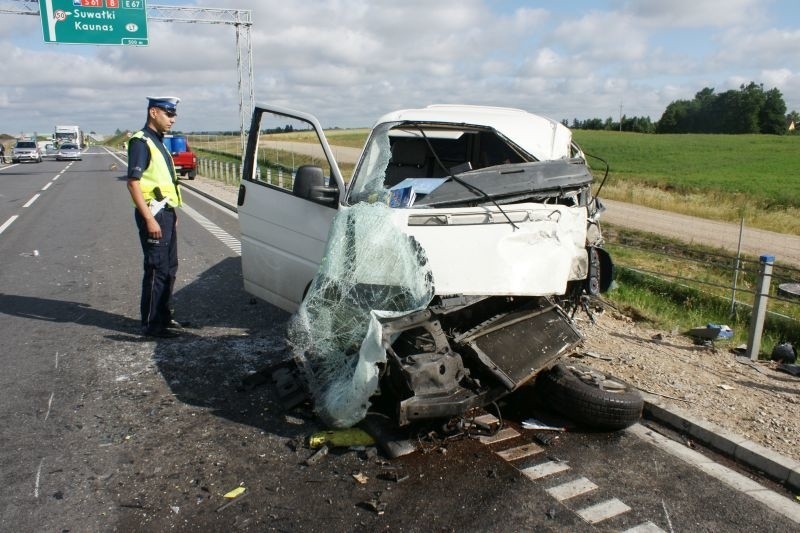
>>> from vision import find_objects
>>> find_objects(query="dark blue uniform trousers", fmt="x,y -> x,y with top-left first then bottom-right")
135,208 -> 177,333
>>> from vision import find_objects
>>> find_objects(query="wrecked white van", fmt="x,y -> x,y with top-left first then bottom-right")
238,104 -> 616,429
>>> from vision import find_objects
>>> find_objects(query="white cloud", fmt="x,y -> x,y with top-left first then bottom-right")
547,11 -> 650,71
619,0 -> 767,28
1,0 -> 798,134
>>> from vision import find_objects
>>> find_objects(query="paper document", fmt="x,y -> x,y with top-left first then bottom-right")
390,177 -> 448,195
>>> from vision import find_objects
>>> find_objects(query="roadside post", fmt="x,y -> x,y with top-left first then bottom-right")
747,254 -> 775,361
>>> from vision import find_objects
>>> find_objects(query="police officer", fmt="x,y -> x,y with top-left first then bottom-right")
127,96 -> 184,338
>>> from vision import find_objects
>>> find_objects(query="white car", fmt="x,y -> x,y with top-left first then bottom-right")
238,104 -> 629,433
11,140 -> 43,163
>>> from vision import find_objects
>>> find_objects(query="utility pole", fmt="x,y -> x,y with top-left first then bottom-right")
619,101 -> 623,132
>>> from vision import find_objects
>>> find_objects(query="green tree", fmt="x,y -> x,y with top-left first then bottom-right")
759,88 -> 787,134
656,81 -> 787,134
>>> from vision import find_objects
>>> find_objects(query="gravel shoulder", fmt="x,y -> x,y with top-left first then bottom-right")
577,307 -> 799,462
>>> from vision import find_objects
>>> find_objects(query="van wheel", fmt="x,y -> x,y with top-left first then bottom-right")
536,362 -> 643,430
188,169 -> 196,180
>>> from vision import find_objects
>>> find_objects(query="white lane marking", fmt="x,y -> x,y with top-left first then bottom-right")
181,204 -> 241,256
0,163 -> 21,171
478,426 -> 520,444
546,476 -> 598,501
55,351 -> 60,370
495,442 -> 544,462
627,423 -> 800,524
576,498 -> 631,524
42,182 -> 52,191
23,194 -> 41,208
34,458 -> 44,498
0,215 -> 19,234
623,521 -> 667,533
520,460 -> 570,480
102,146 -> 128,167
182,186 -> 238,219
53,175 -> 60,180
44,392 -> 54,421
474,413 -> 500,425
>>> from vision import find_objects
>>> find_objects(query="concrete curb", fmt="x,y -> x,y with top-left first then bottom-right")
641,392 -> 800,491
179,177 -> 238,213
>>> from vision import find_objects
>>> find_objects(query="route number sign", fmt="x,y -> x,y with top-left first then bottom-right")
39,0 -> 148,46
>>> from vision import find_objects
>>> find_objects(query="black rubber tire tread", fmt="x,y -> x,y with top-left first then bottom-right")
536,362 -> 643,430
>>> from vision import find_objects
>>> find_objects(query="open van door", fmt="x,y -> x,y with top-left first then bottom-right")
238,105 -> 346,312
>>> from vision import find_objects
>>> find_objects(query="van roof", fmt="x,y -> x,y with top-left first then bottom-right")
372,104 -> 574,161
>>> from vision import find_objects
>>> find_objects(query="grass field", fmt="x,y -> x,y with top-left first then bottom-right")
573,131 -> 800,233
575,131 -> 800,205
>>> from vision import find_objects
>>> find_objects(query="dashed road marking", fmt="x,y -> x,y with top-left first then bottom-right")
473,413 -> 500,425
0,215 -> 19,235
545,476 -> 598,501
576,497 -> 631,524
180,204 -> 241,256
23,193 -> 40,208
478,426 -> 520,444
520,460 -> 570,480
495,442 -> 543,462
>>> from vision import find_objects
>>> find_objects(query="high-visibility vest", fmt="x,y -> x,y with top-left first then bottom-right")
130,131 -> 182,208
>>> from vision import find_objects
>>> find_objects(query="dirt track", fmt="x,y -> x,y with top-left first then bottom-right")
600,199 -> 800,265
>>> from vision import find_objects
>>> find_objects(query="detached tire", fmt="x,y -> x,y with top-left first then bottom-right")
537,363 -> 643,431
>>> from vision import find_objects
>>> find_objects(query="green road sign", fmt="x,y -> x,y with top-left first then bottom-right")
39,0 -> 148,46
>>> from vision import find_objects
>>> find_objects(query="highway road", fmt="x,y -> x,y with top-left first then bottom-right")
0,150 -> 797,531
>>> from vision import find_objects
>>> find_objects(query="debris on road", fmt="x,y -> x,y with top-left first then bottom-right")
304,445 -> 329,466
771,342 -> 796,364
688,323 -> 732,341
223,486 -> 246,499
522,418 -> 566,431
360,493 -> 387,515
308,428 -> 375,449
377,468 -> 409,483
576,350 -> 613,361
216,492 -> 250,513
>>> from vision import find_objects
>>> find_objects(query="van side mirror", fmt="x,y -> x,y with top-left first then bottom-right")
293,165 -> 338,206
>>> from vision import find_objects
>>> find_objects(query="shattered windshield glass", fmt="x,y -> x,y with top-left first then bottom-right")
288,202 -> 435,428
348,122 -> 394,205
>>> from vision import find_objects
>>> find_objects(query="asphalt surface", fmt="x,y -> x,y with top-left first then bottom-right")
0,151 -> 798,531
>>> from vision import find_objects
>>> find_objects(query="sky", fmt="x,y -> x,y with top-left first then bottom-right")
1,0 -> 800,136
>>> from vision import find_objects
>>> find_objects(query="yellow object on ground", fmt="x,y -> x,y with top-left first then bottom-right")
223,487 -> 246,499
308,428 -> 375,448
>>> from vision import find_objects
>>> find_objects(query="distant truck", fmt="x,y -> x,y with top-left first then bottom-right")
55,125 -> 83,148
163,134 -> 197,179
